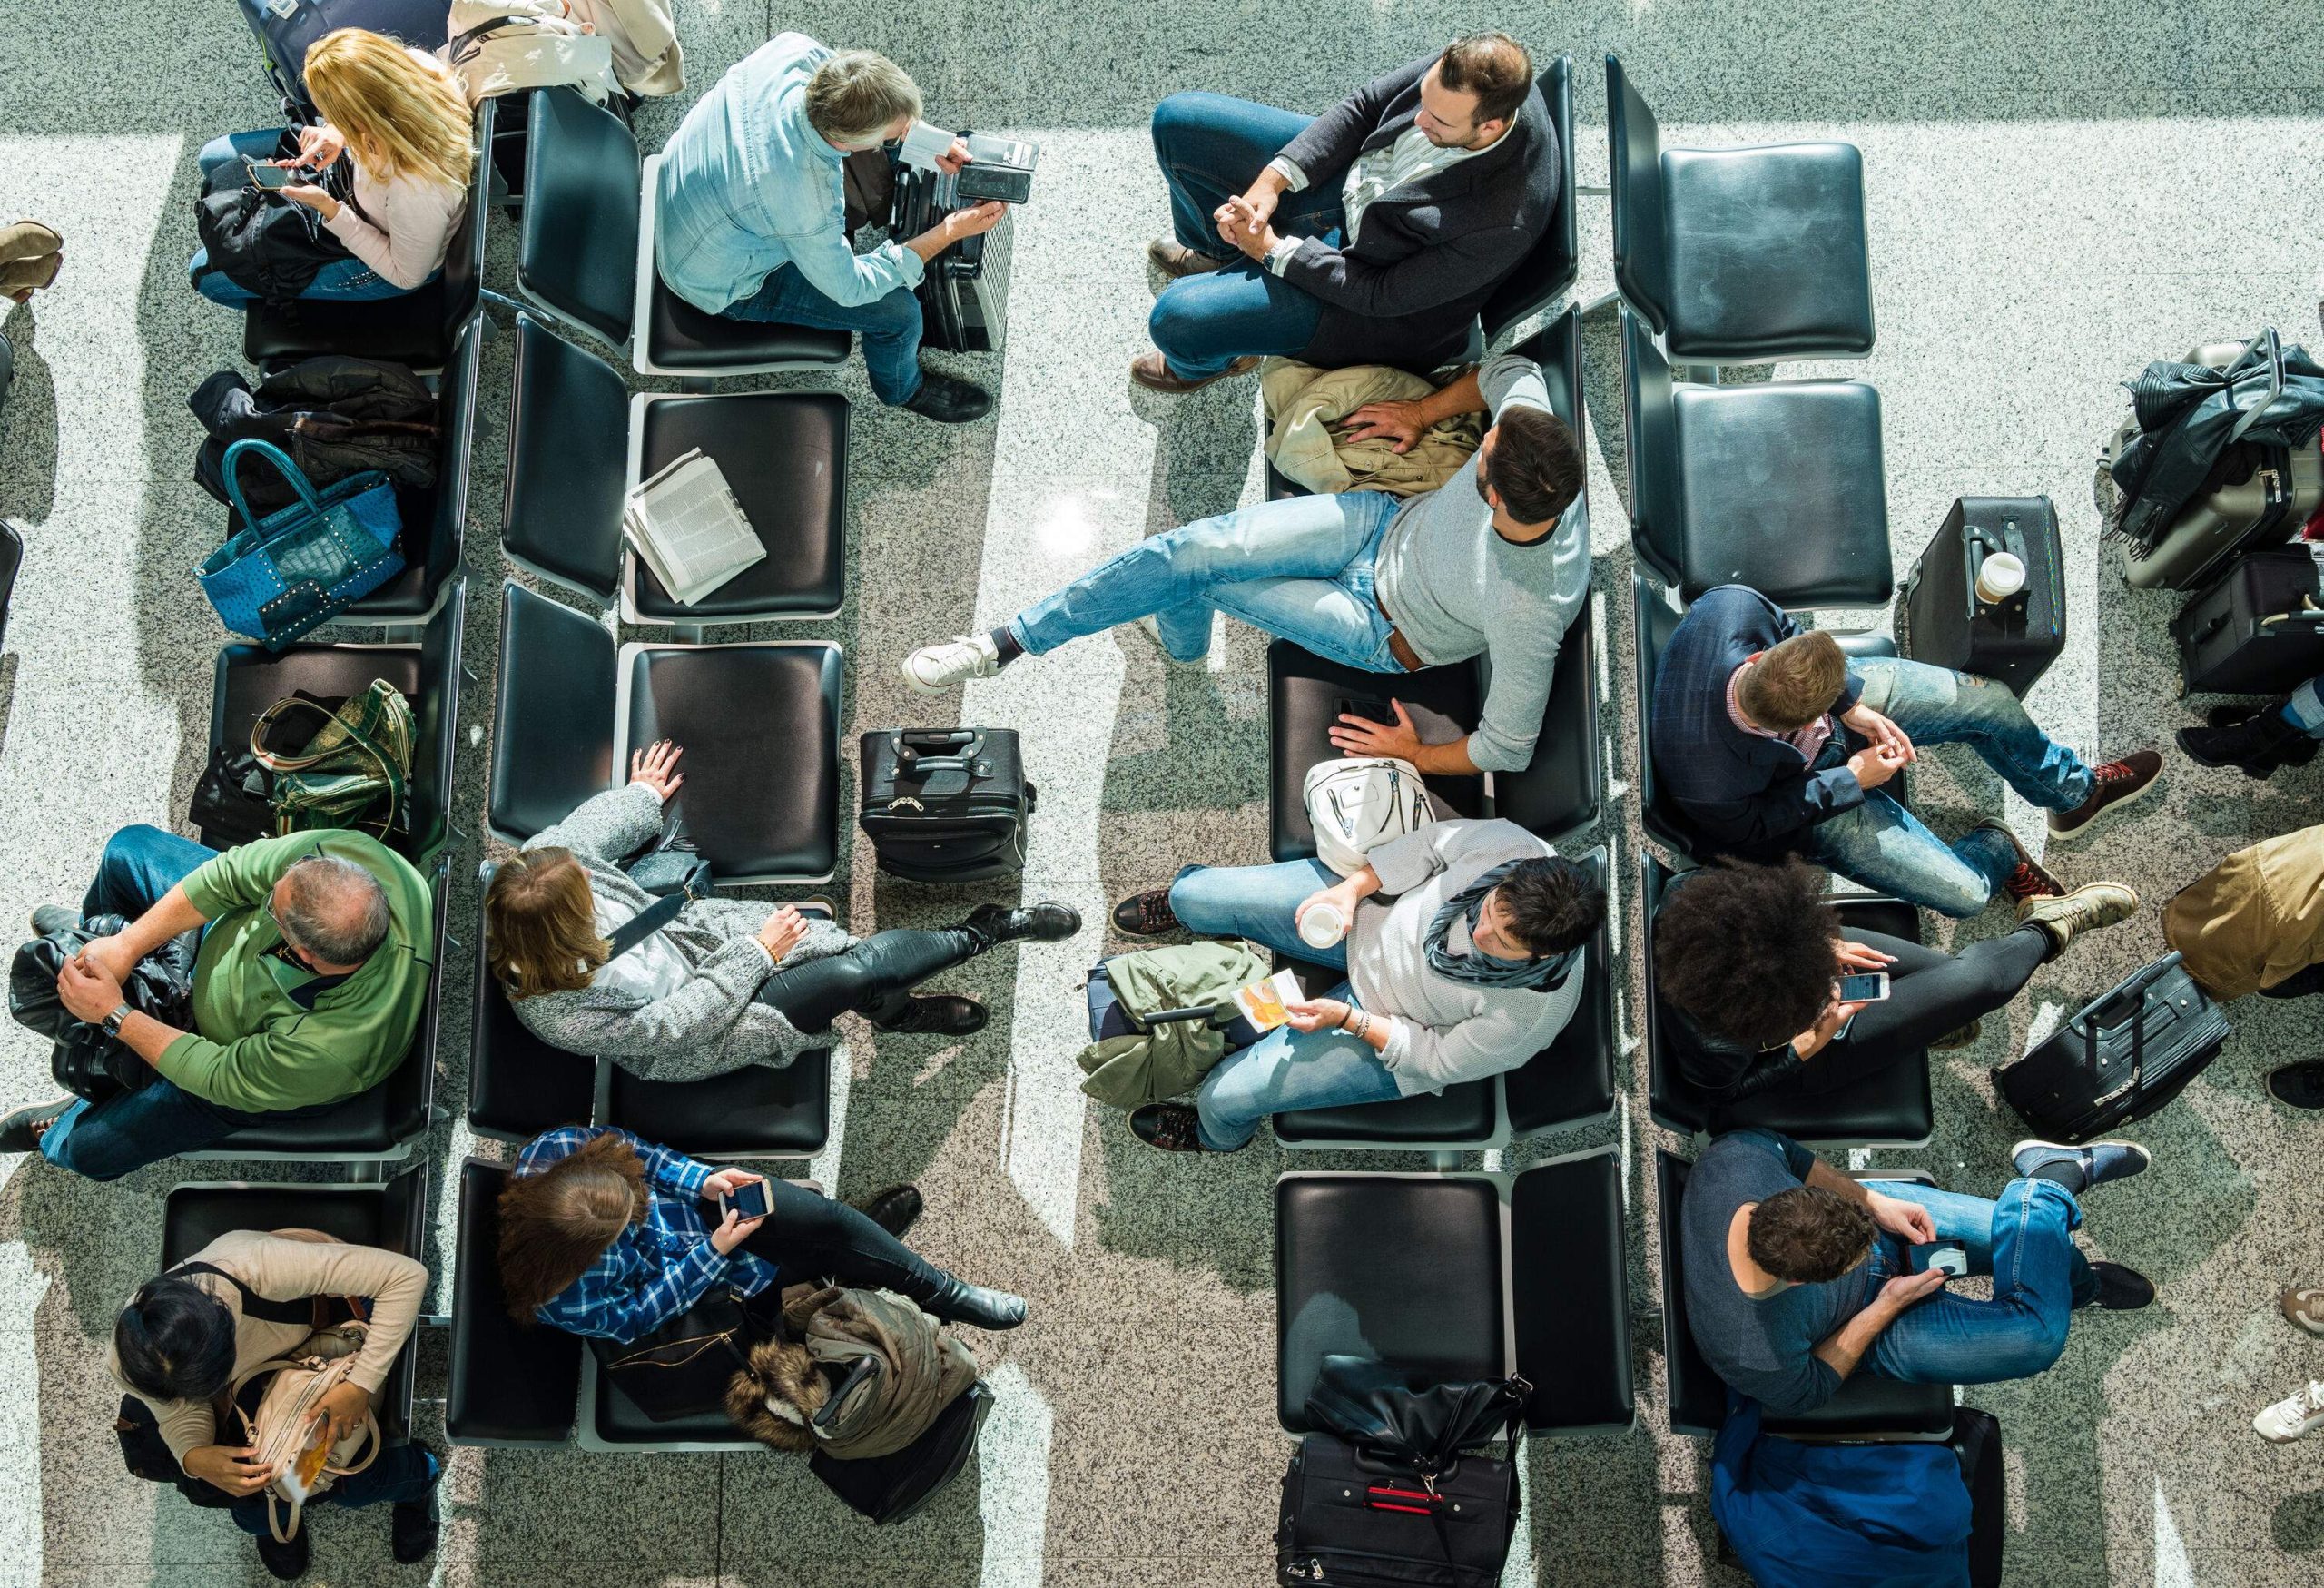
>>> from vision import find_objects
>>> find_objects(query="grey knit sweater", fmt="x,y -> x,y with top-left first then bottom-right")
507,784 -> 854,1082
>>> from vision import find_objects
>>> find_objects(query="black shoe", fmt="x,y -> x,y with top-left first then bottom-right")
962,902 -> 1080,950
921,1273 -> 1028,1331
901,370 -> 993,424
390,1450 -> 442,1563
256,1526 -> 311,1581
0,1095 -> 73,1154
855,1183 -> 923,1239
2179,701 -> 2319,777
2084,1261 -> 2155,1311
1128,1103 -> 1216,1153
2269,1061 -> 2324,1110
1110,889 -> 1180,937
872,994 -> 987,1036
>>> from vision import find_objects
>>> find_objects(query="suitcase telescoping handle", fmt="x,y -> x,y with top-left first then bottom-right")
2082,951 -> 2185,1090
1963,512 -> 2034,623
889,728 -> 984,782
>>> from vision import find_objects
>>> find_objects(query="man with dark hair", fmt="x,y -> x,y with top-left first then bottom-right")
1681,1128 -> 2155,1416
903,348 -> 1588,780
1106,817 -> 1603,1152
1650,583 -> 2163,917
1130,31 -> 1559,391
0,827 -> 432,1179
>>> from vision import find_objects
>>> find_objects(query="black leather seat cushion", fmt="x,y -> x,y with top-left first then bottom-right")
1265,462 -> 1304,502
1275,1175 -> 1504,1431
519,87 -> 639,348
490,582 -> 617,843
1510,1149 -> 1631,1429
504,313 -> 627,601
631,393 -> 849,619
468,866 -> 598,1142
607,1048 -> 832,1157
448,1159 -> 581,1445
1502,851 -> 1615,1136
1660,143 -> 1874,362
621,645 -> 842,881
642,274 -> 852,371
1630,573 -> 1699,862
1477,59 -> 1577,346
1665,378 -> 1891,606
1268,641 -> 1485,862
244,286 -> 451,370
1272,1080 -> 1496,1145
593,1366 -> 742,1444
1761,1374 -> 1956,1440
1489,599 -> 1600,840
163,1174 -> 428,1443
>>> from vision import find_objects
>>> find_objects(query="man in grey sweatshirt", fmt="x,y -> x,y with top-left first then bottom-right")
899,350 -> 1589,779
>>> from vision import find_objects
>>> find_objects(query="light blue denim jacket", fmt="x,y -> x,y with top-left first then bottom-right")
654,32 -> 925,314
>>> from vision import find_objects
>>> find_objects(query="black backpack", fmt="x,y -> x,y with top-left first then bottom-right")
192,134 -> 354,309
811,1378 -> 994,1524
192,356 -> 439,516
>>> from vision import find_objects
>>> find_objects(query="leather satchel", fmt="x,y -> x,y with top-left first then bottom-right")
253,682 -> 414,840
198,438 -> 404,650
231,1323 -> 381,1544
596,1291 -> 759,1422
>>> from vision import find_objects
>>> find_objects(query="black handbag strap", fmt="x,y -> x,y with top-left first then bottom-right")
171,1261 -> 311,1328
606,892 -> 689,962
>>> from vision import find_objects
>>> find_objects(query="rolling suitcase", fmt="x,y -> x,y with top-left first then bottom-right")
236,0 -> 451,113
1898,496 -> 2065,695
2171,542 -> 2324,695
893,166 -> 1015,353
1991,952 -> 2231,1142
857,728 -> 1035,883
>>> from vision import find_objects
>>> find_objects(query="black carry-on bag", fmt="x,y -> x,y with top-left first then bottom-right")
858,729 -> 1036,883
1899,496 -> 2066,695
2171,541 -> 2324,695
1992,952 -> 2231,1142
811,1378 -> 994,1524
893,165 -> 1016,353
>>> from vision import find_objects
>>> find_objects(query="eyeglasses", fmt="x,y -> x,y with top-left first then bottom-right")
264,844 -> 329,972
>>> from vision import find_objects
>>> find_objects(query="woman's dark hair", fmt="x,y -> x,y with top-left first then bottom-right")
1748,1187 -> 1876,1284
496,1130 -> 649,1322
114,1277 -> 239,1403
1493,857 -> 1605,957
1653,859 -> 1841,1048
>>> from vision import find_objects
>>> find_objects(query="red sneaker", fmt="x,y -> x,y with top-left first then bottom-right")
1976,820 -> 2062,902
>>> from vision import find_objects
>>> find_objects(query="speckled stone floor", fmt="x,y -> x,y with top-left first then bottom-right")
4,2 -> 2324,1584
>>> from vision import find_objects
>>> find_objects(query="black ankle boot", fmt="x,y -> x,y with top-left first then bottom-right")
872,994 -> 987,1035
960,902 -> 1080,951
855,1183 -> 923,1238
921,1272 -> 1028,1331
256,1527 -> 311,1581
902,370 -> 992,424
2179,700 -> 2319,777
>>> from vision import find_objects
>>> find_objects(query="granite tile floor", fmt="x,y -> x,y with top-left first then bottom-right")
5,0 -> 2324,1583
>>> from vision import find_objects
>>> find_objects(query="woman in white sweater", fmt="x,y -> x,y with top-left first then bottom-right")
190,28 -> 471,306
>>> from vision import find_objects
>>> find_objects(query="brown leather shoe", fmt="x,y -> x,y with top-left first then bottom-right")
1110,889 -> 1181,937
2049,749 -> 2163,843
2283,1287 -> 2324,1335
1129,351 -> 1261,393
1128,1103 -> 1214,1153
1147,236 -> 1229,279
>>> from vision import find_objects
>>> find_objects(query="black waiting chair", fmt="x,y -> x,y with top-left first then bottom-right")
466,862 -> 602,1144
487,580 -> 842,884
162,1165 -> 430,1444
1657,1150 -> 1953,1440
1606,54 -> 1874,365
1267,641 -> 1486,863
1275,1150 -> 1634,1435
1642,852 -> 1933,1149
517,87 -> 851,379
204,576 -> 468,867
1472,53 -> 1579,349
1622,307 -> 1891,607
501,312 -> 851,622
447,1158 -> 583,1446
243,100 -> 496,372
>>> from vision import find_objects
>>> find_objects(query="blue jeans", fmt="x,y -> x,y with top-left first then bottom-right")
2284,675 -> 2324,735
1011,489 -> 1405,668
1168,859 -> 1402,1150
39,826 -> 291,1181
1147,93 -> 1340,380
188,131 -> 425,308
725,261 -> 919,406
1804,657 -> 2096,918
230,1445 -> 438,1537
1857,1178 -> 2097,1387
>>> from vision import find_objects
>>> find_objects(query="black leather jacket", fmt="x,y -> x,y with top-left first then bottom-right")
2109,338 -> 2324,551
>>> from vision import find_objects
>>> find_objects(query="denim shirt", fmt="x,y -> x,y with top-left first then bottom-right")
654,32 -> 926,314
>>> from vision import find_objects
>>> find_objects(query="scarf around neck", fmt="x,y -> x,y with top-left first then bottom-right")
1423,860 -> 1578,991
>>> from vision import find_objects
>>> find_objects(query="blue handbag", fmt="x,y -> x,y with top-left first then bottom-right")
198,439 -> 405,650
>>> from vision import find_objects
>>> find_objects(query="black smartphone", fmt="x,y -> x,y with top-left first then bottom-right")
245,160 -> 298,190
720,1179 -> 770,1221
1335,695 -> 1397,727
954,163 -> 1033,204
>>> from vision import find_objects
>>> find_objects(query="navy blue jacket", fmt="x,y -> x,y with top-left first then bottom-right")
1650,586 -> 1865,855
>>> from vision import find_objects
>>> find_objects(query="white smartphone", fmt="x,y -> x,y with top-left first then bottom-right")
1921,1242 -> 1968,1277
1837,972 -> 1892,1004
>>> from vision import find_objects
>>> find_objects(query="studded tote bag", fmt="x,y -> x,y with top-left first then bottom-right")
198,438 -> 404,650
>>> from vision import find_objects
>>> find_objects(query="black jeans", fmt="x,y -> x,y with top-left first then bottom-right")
754,927 -> 981,1032
1793,925 -> 2048,1094
736,1176 -> 958,1307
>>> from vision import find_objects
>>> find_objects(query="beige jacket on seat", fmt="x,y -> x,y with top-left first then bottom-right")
1259,359 -> 1485,498
566,0 -> 684,95
2162,822 -> 2324,1001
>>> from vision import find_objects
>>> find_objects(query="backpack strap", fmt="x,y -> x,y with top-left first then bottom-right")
172,1260 -> 312,1328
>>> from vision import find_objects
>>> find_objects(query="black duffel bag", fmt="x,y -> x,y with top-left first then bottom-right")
858,729 -> 1036,884
812,1377 -> 994,1524
1992,951 -> 2231,1143
9,914 -> 200,1101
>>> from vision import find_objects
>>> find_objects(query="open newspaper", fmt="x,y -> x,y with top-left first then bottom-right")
623,449 -> 763,606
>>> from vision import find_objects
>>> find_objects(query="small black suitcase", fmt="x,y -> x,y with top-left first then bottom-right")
1899,497 -> 2066,695
893,166 -> 1015,352
1276,1431 -> 1520,1588
1991,952 -> 2231,1143
858,728 -> 1035,883
2171,542 -> 2324,695
812,1379 -> 993,1524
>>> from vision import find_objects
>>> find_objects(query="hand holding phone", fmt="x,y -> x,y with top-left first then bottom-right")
246,160 -> 296,191
1837,972 -> 1891,1004
720,1179 -> 771,1222
1916,1241 -> 1969,1278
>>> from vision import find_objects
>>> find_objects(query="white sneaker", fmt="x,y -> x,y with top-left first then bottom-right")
2255,1381 -> 2324,1442
901,633 -> 1002,694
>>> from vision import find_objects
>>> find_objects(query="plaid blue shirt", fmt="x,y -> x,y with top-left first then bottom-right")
515,1127 -> 779,1344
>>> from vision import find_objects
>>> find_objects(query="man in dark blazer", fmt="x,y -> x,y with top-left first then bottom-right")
1133,33 -> 1559,392
1649,585 -> 2160,918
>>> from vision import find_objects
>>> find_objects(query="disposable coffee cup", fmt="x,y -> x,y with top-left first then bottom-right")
1974,552 -> 2026,607
1299,901 -> 1349,950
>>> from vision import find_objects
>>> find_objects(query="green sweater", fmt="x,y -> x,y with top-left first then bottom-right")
157,832 -> 433,1113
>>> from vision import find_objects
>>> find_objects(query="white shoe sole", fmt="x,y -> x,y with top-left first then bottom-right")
2257,1415 -> 2324,1443
900,656 -> 970,695
2010,1139 -> 2152,1184
2047,765 -> 2162,844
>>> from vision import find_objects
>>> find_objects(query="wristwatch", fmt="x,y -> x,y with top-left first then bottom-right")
101,1005 -> 132,1040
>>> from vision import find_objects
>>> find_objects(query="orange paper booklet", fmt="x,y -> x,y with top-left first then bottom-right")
1232,970 -> 1305,1032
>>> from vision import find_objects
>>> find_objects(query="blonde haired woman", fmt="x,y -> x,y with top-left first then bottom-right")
190,27 -> 474,305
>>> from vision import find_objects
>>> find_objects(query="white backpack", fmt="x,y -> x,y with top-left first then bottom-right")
1302,757 -> 1433,878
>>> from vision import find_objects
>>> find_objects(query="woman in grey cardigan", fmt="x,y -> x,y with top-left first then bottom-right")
1108,816 -> 1604,1151
487,742 -> 1078,1082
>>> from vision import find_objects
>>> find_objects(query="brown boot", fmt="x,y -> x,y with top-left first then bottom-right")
1146,236 -> 1229,279
1130,351 -> 1261,393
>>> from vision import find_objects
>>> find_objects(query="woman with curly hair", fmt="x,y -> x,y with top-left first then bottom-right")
1652,857 -> 2139,1110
